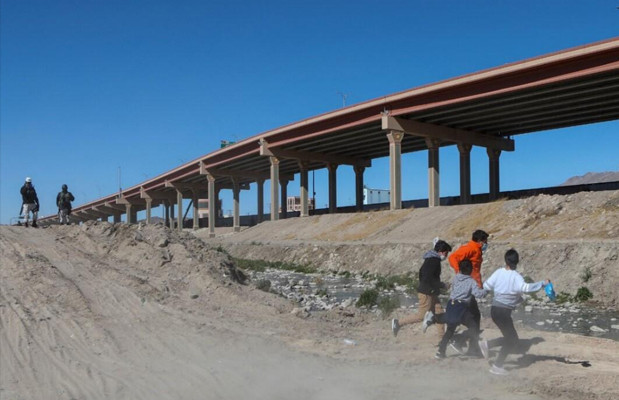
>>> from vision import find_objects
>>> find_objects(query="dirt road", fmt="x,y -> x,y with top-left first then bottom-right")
1,209 -> 618,399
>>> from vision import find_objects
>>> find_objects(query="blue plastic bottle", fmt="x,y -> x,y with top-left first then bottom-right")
545,282 -> 556,301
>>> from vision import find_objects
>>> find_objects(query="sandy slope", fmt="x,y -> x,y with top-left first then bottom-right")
1,216 -> 618,399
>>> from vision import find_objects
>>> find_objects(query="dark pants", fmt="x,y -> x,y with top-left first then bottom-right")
465,297 -> 482,354
470,296 -> 481,329
488,306 -> 519,367
436,302 -> 480,355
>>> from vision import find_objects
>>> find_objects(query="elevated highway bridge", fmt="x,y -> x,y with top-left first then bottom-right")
39,37 -> 619,235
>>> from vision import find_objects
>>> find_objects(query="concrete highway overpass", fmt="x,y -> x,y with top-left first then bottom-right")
39,37 -> 619,235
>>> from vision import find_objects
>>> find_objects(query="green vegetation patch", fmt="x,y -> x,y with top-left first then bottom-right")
355,289 -> 400,317
233,258 -> 317,274
315,288 -> 329,297
377,295 -> 401,316
356,289 -> 379,308
574,286 -> 593,302
555,287 -> 593,304
214,245 -> 230,256
555,291 -> 572,304
338,270 -> 352,278
373,273 -> 418,293
255,279 -> 271,292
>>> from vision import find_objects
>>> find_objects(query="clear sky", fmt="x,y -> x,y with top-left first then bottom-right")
1,0 -> 618,223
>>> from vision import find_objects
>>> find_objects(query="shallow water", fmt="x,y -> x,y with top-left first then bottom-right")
254,269 -> 619,341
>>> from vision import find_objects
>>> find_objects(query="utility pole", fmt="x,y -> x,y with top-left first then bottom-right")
118,166 -> 122,196
337,92 -> 349,108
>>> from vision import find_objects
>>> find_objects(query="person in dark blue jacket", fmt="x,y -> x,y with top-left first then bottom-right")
20,177 -> 40,227
56,184 -> 75,225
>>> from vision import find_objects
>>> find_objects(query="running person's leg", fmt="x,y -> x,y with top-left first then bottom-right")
490,306 -> 518,368
436,324 -> 457,357
399,293 -> 432,326
431,294 -> 445,342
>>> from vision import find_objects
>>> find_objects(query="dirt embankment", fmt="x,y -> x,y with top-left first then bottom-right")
0,191 -> 618,400
204,190 -> 619,308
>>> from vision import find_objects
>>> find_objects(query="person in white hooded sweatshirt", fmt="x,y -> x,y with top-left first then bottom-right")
479,248 -> 550,376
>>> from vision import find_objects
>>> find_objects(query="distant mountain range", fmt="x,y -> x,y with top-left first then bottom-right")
560,171 -> 619,186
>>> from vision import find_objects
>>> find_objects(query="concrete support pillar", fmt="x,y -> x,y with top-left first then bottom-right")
299,161 -> 309,217
457,143 -> 472,205
232,178 -> 241,232
214,187 -> 221,221
164,201 -> 170,227
207,174 -> 216,238
145,199 -> 152,224
426,138 -> 441,207
125,204 -> 133,224
100,216 -> 108,222
192,192 -> 199,230
354,165 -> 365,212
487,148 -> 502,201
256,179 -> 265,223
176,190 -> 183,232
387,130 -> 404,210
270,156 -> 280,221
113,213 -> 121,223
327,163 -> 338,213
279,177 -> 288,219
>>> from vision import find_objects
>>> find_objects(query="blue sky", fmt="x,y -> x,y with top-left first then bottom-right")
1,0 -> 618,223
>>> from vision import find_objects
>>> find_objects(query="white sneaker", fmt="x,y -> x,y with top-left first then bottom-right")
391,319 -> 400,337
489,364 -> 509,376
449,340 -> 465,355
422,311 -> 434,333
478,339 -> 489,360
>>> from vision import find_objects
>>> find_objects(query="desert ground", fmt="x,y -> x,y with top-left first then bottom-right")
1,190 -> 618,399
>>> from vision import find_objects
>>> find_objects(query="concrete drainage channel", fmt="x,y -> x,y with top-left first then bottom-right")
249,268 -> 619,341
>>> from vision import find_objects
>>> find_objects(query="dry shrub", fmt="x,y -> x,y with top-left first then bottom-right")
444,198 -> 507,240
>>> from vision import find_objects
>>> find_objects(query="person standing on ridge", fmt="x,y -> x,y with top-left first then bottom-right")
447,229 -> 489,355
56,184 -> 75,225
20,177 -> 40,227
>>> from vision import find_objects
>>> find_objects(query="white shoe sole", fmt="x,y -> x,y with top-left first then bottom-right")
489,366 -> 509,376
478,340 -> 489,359
449,342 -> 465,355
391,320 -> 400,337
422,311 -> 433,333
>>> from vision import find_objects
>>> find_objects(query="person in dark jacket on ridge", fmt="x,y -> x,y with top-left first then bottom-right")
20,177 -> 40,227
391,239 -> 452,344
56,184 -> 75,225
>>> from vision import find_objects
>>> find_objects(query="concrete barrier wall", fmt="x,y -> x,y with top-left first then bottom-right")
183,181 -> 619,229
